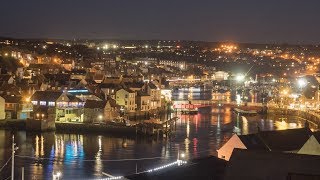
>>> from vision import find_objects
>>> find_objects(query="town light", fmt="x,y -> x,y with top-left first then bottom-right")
103,44 -> 109,50
235,74 -> 245,82
98,115 -> 103,120
297,78 -> 307,88
53,171 -> 62,180
25,97 -> 30,102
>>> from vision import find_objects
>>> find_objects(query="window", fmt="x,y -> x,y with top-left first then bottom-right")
48,102 -> 55,106
125,94 -> 128,98
39,101 -> 46,106
31,101 -> 38,105
125,101 -> 127,105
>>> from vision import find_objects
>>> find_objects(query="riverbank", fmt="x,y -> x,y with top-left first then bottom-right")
0,119 -> 168,137
55,122 -> 138,136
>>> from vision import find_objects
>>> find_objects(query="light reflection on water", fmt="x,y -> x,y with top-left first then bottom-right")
0,107 -> 317,179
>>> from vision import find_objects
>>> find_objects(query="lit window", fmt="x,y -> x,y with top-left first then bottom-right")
39,101 -> 46,106
31,101 -> 38,105
48,102 -> 55,106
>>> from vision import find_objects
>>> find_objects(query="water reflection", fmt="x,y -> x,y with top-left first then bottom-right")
0,106 -> 317,179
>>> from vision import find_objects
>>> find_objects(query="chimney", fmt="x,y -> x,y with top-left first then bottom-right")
305,120 -> 310,129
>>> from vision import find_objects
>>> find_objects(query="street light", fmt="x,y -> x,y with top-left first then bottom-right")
297,78 -> 307,88
235,74 -> 245,82
98,115 -> 103,123
235,74 -> 245,105
57,172 -> 61,178
53,171 -> 62,180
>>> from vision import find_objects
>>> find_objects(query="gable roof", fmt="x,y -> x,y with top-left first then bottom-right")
257,128 -> 312,152
224,149 -> 320,180
66,95 -> 83,102
31,91 -> 63,102
0,74 -> 13,82
148,82 -> 158,89
238,134 -> 269,151
2,95 -> 22,104
313,131 -> 320,142
99,83 -> 122,89
84,100 -> 106,109
137,90 -> 150,97
124,82 -> 145,89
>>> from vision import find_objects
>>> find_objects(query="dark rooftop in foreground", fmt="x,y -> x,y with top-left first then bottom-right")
224,149 -> 320,180
126,156 -> 227,180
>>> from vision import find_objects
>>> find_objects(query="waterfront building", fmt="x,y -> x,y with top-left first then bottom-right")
116,88 -> 136,113
31,91 -> 84,122
212,89 -> 231,102
144,82 -> 161,109
211,71 -> 229,81
83,99 -> 119,123
3,95 -> 22,119
67,89 -> 102,101
27,106 -> 56,131
136,91 -> 151,112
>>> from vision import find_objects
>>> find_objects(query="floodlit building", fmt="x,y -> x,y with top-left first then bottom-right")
31,91 -> 84,122
83,99 -> 119,123
116,88 -> 136,113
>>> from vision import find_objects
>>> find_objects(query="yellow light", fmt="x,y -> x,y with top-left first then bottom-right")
25,97 -> 30,102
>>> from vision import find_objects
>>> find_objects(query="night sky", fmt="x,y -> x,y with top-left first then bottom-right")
1,0 -> 320,44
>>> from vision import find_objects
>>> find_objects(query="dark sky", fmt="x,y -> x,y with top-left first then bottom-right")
1,0 -> 320,44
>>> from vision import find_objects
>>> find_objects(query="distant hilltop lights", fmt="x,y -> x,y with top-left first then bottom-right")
213,44 -> 238,53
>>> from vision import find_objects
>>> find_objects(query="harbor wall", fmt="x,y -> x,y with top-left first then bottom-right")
268,107 -> 320,126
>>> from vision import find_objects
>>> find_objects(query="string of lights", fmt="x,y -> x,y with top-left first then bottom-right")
99,160 -> 188,180
0,156 -> 12,173
15,148 -> 208,179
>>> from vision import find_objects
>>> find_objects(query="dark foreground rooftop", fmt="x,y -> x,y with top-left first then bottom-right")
126,156 -> 227,180
224,149 -> 320,180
